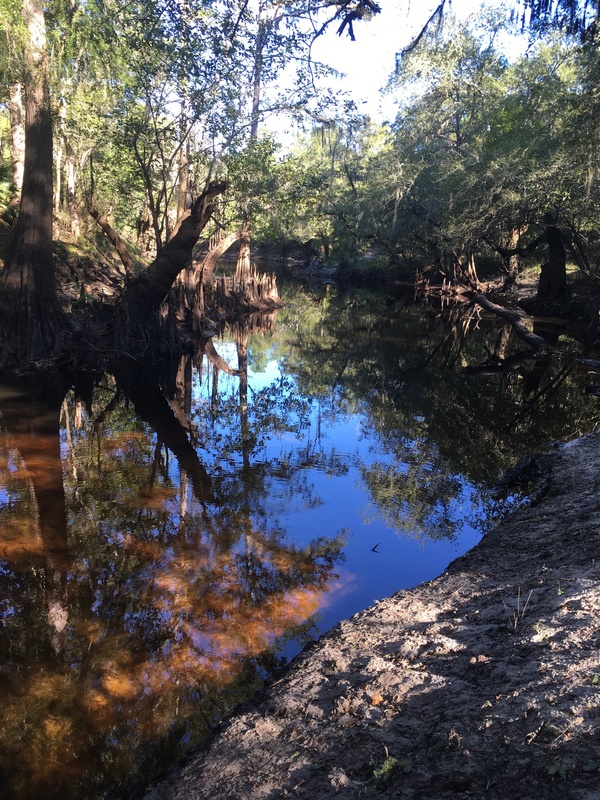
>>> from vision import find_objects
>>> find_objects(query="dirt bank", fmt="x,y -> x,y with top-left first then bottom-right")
144,432 -> 600,800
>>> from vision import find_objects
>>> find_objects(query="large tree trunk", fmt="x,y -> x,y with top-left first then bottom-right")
235,222 -> 252,285
537,223 -> 567,303
0,0 -> 67,364
124,180 -> 227,322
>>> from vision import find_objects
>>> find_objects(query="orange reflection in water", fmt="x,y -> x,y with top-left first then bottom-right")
0,517 -> 45,559
0,418 -> 343,799
1,433 -> 64,493
0,435 -> 55,560
92,529 -> 327,709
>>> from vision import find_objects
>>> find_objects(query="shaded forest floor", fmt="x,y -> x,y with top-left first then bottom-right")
144,432 -> 600,800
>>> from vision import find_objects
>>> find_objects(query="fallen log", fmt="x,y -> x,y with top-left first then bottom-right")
472,292 -> 551,351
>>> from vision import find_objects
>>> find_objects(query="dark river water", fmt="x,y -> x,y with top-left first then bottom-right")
1,283 -> 599,799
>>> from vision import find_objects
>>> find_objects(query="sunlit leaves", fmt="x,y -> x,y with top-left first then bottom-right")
320,10 -> 600,277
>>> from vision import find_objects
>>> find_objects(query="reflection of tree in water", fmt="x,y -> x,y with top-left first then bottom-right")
1,291 -> 599,797
0,350 -> 344,800
360,457 -> 463,542
277,286 -> 600,540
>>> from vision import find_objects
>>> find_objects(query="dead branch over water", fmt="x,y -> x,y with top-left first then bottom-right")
471,292 -> 552,352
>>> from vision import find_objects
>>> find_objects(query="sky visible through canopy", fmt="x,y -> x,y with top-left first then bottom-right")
309,0 -> 527,122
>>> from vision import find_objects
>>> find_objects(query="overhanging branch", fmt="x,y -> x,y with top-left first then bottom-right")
472,292 -> 551,351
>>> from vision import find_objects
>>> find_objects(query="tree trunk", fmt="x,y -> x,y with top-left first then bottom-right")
134,130 -> 164,255
448,249 -> 479,288
136,204 -> 153,255
54,136 -> 63,215
8,83 -> 25,201
200,229 -> 243,282
66,148 -> 81,239
0,0 -> 67,364
537,224 -> 567,303
176,101 -> 189,224
236,326 -> 251,473
203,339 -> 240,375
123,370 -> 214,505
235,222 -> 252,285
0,83 -> 25,225
502,227 -> 522,290
88,201 -> 133,278
472,292 -> 551,351
124,180 -> 227,321
174,228 -> 243,325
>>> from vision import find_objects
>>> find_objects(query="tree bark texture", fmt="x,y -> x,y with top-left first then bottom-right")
537,224 -> 567,303
0,0 -> 67,363
235,222 -> 252,284
124,181 -> 227,322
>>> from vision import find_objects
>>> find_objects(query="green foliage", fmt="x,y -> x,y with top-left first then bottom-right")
372,755 -> 401,785
251,117 -> 388,259
0,157 -> 11,209
1,0 -> 354,260
281,10 -> 600,283
222,137 -> 282,233
4,0 -> 600,287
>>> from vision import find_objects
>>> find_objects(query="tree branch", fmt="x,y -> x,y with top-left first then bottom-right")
124,180 -> 228,320
398,1 -> 447,60
472,292 -> 551,351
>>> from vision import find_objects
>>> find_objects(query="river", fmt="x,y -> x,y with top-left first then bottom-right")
0,281 -> 598,799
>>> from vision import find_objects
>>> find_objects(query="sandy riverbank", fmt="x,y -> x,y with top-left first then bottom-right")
144,432 -> 600,800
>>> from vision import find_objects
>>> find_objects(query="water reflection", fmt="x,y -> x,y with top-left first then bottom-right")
0,366 -> 344,799
1,287 -> 599,799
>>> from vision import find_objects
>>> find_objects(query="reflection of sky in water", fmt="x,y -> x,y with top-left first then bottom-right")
3,304 -> 597,800
200,339 -> 482,652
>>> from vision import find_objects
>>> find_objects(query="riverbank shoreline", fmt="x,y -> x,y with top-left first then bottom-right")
144,431 -> 600,800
